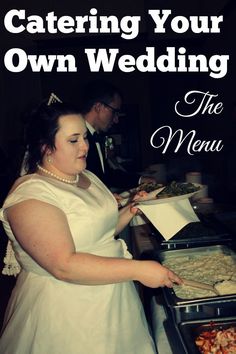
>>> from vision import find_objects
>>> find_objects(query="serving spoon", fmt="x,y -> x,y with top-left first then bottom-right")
181,278 -> 220,296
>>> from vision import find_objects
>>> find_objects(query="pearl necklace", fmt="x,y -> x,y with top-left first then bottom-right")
37,164 -> 79,184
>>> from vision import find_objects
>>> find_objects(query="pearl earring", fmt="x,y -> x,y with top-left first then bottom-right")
47,156 -> 52,164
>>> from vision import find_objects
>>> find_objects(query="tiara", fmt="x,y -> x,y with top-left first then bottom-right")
47,92 -> 63,105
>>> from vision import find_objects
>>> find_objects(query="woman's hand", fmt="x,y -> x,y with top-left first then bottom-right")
132,190 -> 148,201
135,260 -> 182,289
129,190 -> 148,215
115,191 -> 147,232
129,203 -> 141,215
113,191 -> 147,209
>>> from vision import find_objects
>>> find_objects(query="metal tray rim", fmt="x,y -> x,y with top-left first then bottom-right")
178,317 -> 236,354
157,244 -> 235,261
157,244 -> 236,306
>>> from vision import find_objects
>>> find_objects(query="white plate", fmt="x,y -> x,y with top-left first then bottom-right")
119,187 -> 165,206
138,184 -> 202,205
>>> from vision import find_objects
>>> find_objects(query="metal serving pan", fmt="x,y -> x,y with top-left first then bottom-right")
155,245 -> 236,323
150,219 -> 232,250
178,317 -> 236,354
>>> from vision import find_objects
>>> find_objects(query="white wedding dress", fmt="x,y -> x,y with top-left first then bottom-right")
0,170 -> 156,354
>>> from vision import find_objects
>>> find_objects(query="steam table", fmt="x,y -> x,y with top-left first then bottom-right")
129,204 -> 236,354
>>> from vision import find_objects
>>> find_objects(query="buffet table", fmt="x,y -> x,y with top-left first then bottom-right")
129,205 -> 236,354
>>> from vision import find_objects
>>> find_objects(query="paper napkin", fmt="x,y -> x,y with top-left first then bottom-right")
138,198 -> 199,240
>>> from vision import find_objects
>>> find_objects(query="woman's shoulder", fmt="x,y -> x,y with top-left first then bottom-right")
9,174 -> 56,193
3,174 -> 60,209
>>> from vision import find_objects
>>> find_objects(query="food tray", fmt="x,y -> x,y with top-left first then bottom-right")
178,317 -> 236,354
155,245 -> 236,323
150,219 -> 232,250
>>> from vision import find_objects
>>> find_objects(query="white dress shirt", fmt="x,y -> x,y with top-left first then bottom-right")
85,121 -> 105,173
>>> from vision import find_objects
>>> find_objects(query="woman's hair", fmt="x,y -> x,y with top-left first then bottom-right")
24,101 -> 81,173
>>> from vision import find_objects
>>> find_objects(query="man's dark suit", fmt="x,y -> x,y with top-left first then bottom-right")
86,130 -> 139,190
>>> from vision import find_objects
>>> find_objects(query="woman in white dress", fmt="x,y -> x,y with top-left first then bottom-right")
0,100 -> 181,354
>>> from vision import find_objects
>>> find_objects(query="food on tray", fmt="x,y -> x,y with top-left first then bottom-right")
118,180 -> 201,207
195,326 -> 236,354
157,181 -> 200,198
135,182 -> 163,193
135,180 -> 200,198
163,253 -> 236,299
214,280 -> 236,295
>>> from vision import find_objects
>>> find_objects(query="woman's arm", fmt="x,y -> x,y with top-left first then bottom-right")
114,203 -> 136,235
114,191 -> 147,235
6,200 -> 181,287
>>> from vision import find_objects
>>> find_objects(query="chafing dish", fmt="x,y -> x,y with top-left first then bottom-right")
150,218 -> 232,250
178,317 -> 236,354
155,245 -> 236,323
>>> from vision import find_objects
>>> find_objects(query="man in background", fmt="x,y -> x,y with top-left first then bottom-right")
80,80 -> 154,191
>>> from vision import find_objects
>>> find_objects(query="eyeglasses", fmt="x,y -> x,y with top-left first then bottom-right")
101,102 -> 124,117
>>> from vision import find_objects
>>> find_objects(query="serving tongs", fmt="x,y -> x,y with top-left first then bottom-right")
181,278 -> 220,296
